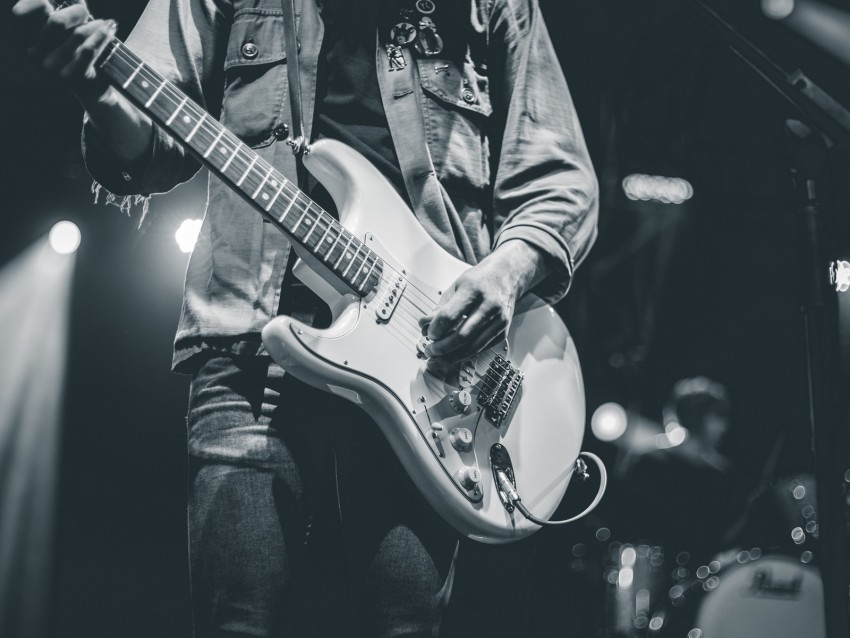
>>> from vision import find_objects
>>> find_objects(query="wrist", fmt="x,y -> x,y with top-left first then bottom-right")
489,240 -> 549,296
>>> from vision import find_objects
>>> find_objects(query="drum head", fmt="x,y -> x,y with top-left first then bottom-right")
694,555 -> 824,638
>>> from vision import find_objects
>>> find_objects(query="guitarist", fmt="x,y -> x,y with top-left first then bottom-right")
12,0 -> 598,636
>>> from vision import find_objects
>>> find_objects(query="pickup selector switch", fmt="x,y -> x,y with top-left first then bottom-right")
449,427 -> 473,452
458,466 -> 481,490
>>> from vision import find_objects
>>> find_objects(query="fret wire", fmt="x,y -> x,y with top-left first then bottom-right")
316,220 -> 334,253
302,211 -> 324,245
361,259 -> 379,289
323,226 -> 344,262
221,142 -> 242,172
290,208 -> 310,234
342,244 -> 363,278
252,165 -> 274,199
165,97 -> 188,126
185,113 -> 207,142
334,234 -> 355,269
278,196 -> 297,223
122,61 -> 143,88
354,249 -> 373,281
101,40 -> 119,65
351,251 -> 371,284
265,178 -> 287,211
104,41 -> 387,294
204,128 -> 226,158
236,156 -> 257,186
145,79 -> 166,108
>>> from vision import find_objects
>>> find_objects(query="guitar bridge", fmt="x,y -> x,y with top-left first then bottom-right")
477,355 -> 523,427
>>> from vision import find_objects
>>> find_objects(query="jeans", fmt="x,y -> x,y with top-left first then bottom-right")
186,355 -> 458,638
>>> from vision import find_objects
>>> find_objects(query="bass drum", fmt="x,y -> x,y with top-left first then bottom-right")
656,554 -> 825,638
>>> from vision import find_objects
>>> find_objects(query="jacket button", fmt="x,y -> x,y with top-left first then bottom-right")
461,88 -> 478,105
273,123 -> 289,140
242,42 -> 259,59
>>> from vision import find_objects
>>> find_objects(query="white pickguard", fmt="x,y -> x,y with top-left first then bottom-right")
262,139 -> 584,543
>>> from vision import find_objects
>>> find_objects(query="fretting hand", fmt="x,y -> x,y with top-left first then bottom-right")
13,0 -> 116,105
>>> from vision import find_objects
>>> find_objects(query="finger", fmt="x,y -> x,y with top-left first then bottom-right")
425,302 -> 496,358
30,3 -> 90,60
54,19 -> 115,81
427,321 -> 506,370
12,0 -> 53,43
425,288 -> 481,342
41,18 -> 102,72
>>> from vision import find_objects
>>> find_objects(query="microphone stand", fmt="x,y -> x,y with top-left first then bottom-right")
681,2 -> 850,637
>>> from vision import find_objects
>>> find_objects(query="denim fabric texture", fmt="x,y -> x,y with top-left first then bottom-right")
81,0 -> 599,371
187,355 -> 458,637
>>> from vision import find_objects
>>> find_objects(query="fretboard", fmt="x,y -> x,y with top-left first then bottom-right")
96,39 -> 383,297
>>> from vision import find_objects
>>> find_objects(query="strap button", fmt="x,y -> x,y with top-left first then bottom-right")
461,88 -> 478,105
241,42 -> 259,59
273,123 -> 289,140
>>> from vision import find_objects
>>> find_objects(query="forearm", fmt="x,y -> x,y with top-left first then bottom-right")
82,86 -> 153,167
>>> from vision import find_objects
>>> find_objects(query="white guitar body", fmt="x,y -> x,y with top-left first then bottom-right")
262,139 -> 584,544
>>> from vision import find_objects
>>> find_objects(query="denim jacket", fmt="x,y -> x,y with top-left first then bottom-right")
82,0 -> 599,371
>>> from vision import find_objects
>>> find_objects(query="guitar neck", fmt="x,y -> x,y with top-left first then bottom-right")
96,38 -> 381,297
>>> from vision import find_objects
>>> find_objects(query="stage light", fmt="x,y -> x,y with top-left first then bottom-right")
762,0 -> 795,20
175,219 -> 203,254
591,402 -> 628,442
622,174 -> 693,204
48,221 -> 81,255
0,240 -> 74,636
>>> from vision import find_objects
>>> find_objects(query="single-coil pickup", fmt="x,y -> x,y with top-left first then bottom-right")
375,273 -> 407,322
477,355 -> 523,426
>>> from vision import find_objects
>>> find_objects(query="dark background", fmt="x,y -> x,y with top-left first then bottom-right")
1,0 -> 849,636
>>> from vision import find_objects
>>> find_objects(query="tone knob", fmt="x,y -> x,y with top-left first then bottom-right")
458,466 -> 481,490
448,389 -> 472,414
449,427 -> 473,452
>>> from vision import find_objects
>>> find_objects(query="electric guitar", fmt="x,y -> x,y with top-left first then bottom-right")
92,28 -> 585,543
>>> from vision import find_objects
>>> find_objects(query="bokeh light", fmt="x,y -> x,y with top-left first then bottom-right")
175,219 -> 203,254
591,402 -> 628,441
48,221 -> 81,255
762,0 -> 795,20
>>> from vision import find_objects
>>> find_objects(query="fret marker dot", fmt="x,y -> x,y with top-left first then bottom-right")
346,252 -> 353,259
326,237 -> 333,242
305,219 -> 312,225
141,81 -> 150,88
261,193 -> 269,201
183,116 -> 191,123
220,147 -> 228,154
270,180 -> 278,187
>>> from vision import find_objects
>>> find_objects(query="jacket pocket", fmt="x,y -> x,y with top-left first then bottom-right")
220,9 -> 291,148
417,57 -> 493,191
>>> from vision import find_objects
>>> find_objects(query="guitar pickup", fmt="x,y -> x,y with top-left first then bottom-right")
375,273 -> 406,322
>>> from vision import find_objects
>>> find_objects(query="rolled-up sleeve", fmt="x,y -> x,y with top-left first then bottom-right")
489,0 -> 599,303
82,0 -> 230,196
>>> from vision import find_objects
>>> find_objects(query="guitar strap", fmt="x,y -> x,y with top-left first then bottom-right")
279,0 -> 463,259
280,0 -> 307,154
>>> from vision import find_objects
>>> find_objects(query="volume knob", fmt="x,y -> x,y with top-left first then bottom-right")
458,466 -> 481,490
449,427 -> 473,452
449,389 -> 472,414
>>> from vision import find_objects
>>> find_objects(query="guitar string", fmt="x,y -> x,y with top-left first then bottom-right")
101,44 -> 512,376
57,8 -> 492,357
102,40 -> 513,372
102,41 -> 513,373
101,42 -> 446,322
